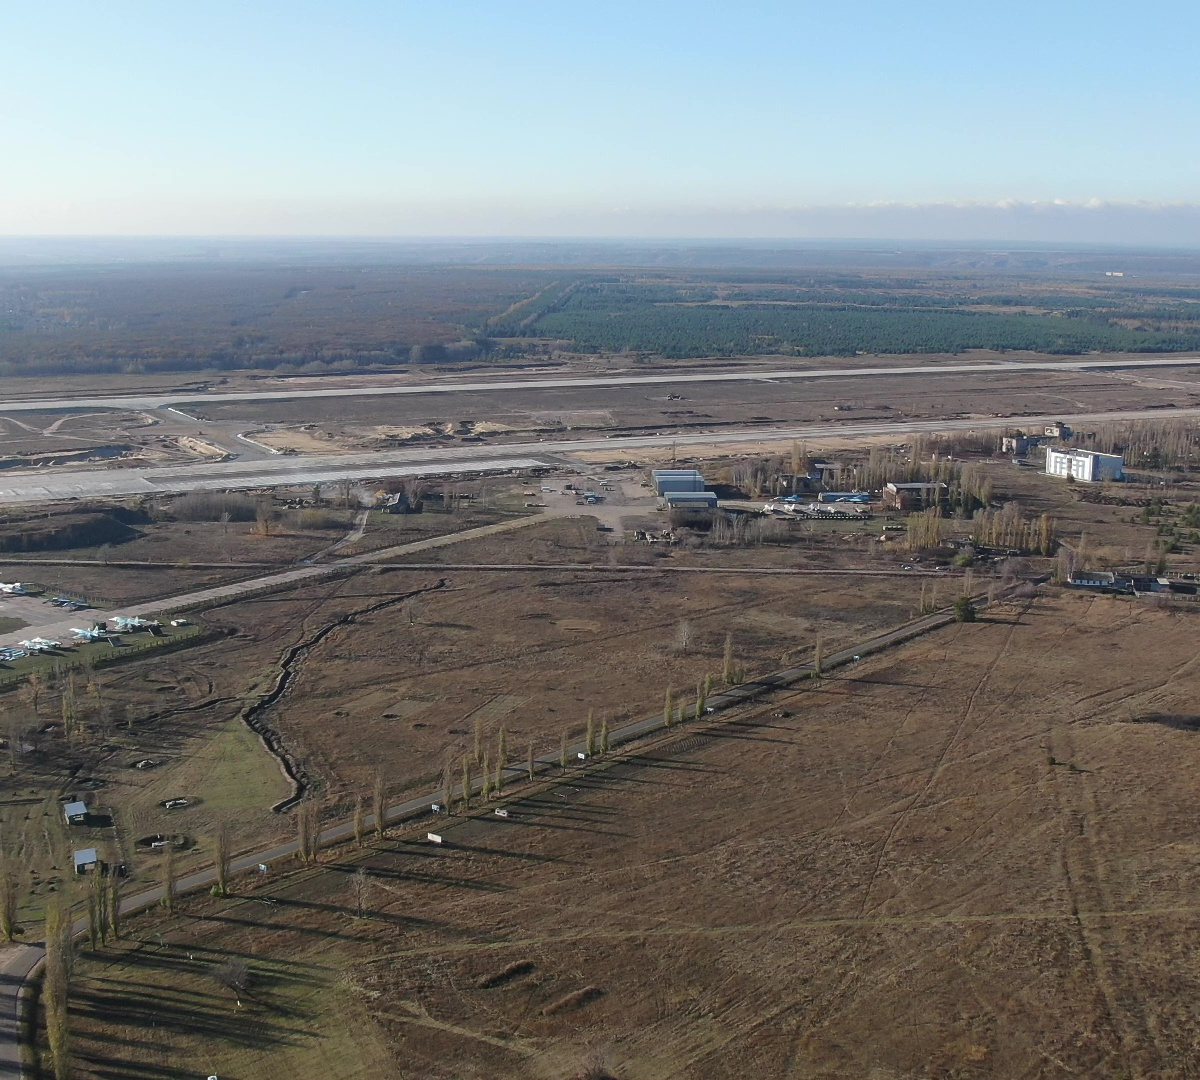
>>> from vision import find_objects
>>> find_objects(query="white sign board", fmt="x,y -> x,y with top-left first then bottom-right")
494,809 -> 509,818
427,832 -> 443,844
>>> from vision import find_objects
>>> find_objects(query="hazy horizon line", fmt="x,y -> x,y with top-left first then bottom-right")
2,234 -> 1200,251
8,199 -> 1200,248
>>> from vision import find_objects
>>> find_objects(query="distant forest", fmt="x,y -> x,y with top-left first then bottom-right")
0,266 -> 554,377
3,260 -> 1200,376
489,276 -> 1200,358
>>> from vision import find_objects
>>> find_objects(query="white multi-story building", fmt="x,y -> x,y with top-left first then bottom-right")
1045,447 -> 1124,483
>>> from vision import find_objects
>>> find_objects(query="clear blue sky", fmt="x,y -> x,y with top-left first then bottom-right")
5,1 -> 1200,239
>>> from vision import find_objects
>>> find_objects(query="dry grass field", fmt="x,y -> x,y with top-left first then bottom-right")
0,503 -> 509,604
186,366 -> 1200,452
253,557 -> 927,804
0,456 -> 1192,926
0,514 -> 931,925
51,589 -> 1200,1080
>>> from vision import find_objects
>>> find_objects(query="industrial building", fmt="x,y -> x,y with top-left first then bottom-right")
1067,570 -> 1117,588
651,469 -> 707,495
663,491 -> 718,511
882,482 -> 948,512
1068,570 -> 1196,596
664,489 -> 718,526
1001,435 -> 1038,456
1045,447 -> 1124,483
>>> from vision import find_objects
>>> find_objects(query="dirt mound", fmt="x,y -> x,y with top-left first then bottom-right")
476,960 -> 535,989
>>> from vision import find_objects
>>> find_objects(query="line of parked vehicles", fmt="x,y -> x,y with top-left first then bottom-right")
0,610 -> 180,664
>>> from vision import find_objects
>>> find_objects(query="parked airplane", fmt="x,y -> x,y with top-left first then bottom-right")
0,583 -> 27,595
112,616 -> 159,631
71,627 -> 106,641
18,638 -> 63,652
0,648 -> 27,662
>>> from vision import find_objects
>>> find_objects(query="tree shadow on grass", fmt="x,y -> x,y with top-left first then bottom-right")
704,729 -> 795,746
608,757 -> 712,773
67,962 -> 317,1080
182,910 -> 359,942
90,946 -> 329,988
71,982 -> 311,1047
509,798 -> 619,821
1129,713 -> 1200,731
452,834 -> 611,856
315,862 -> 512,894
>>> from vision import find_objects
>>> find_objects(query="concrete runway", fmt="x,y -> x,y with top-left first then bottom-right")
0,355 -> 1198,413
0,454 -> 558,504
0,403 -> 1199,506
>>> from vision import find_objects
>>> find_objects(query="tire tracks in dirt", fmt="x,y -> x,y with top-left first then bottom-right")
855,612 -> 1024,921
1049,722 -> 1165,1080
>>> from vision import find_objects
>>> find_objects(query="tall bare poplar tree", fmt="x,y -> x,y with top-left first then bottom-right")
0,848 -> 17,942
107,871 -> 121,941
44,898 -> 71,1080
162,844 -> 176,913
297,805 -> 310,865
373,769 -> 386,838
214,822 -> 232,897
303,802 -> 320,864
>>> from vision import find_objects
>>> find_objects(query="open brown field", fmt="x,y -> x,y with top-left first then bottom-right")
0,512 -> 932,925
0,354 -> 1191,487
186,367 -> 1200,454
251,554 -> 928,805
0,455 -> 1190,927
0,502 -> 512,604
0,350 -> 1092,406
50,588 -> 1200,1080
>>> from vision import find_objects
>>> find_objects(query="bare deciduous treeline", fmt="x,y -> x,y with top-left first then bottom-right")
1084,419 -> 1200,470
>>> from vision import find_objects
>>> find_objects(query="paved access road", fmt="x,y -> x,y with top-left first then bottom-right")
0,514 -> 548,652
0,452 -> 558,505
1,402 -> 1199,506
0,356 -> 1197,414
0,944 -> 38,1078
